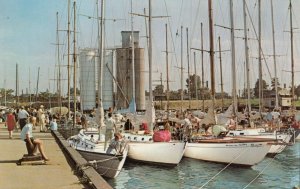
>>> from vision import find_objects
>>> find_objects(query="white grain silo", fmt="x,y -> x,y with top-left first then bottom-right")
79,48 -> 97,111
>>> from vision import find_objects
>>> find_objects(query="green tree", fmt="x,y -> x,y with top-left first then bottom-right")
294,85 -> 300,99
153,84 -> 164,96
187,74 -> 201,99
271,77 -> 281,91
70,87 -> 80,95
254,79 -> 268,98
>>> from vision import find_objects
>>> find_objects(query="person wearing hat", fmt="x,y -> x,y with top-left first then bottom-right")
17,106 -> 29,130
106,133 -> 125,155
37,105 -> 46,132
6,109 -> 16,139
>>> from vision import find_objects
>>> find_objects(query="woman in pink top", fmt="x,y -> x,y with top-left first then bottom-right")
6,110 -> 16,139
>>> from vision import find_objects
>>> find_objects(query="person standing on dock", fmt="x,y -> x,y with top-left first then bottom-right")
18,106 -> 29,130
37,105 -> 46,132
6,109 -> 16,139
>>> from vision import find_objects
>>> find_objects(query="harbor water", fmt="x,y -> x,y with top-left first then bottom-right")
107,142 -> 300,189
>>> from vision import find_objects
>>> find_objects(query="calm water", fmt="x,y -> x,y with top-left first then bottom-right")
107,142 -> 300,189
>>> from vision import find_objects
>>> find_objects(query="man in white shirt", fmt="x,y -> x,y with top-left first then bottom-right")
18,106 -> 29,130
104,113 -> 116,150
20,116 -> 49,161
37,105 -> 46,132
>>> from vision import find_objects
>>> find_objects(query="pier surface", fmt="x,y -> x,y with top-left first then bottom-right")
0,122 -> 111,189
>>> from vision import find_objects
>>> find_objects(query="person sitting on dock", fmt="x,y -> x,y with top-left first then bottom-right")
20,116 -> 49,161
106,133 -> 125,155
49,119 -> 58,131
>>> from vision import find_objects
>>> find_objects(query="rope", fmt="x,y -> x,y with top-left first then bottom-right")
243,128 -> 294,188
242,146 -> 282,189
200,147 -> 249,188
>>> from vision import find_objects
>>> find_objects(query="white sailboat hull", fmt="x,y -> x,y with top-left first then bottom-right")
68,129 -> 128,178
227,129 -> 293,155
184,139 -> 271,166
128,141 -> 186,165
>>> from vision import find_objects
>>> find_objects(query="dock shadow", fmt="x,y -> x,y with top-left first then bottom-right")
0,159 -> 19,164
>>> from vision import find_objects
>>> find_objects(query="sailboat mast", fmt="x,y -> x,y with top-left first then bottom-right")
243,0 -> 251,113
270,0 -> 279,109
67,0 -> 71,118
29,67 -> 31,107
165,23 -> 170,115
148,0 -> 153,130
218,36 -> 224,111
35,67 -> 40,102
258,0 -> 263,115
73,1 -> 77,127
201,22 -> 205,111
186,27 -> 191,110
56,12 -> 62,113
194,52 -> 198,101
230,0 -> 237,115
98,0 -> 105,128
208,0 -> 215,109
180,25 -> 183,112
16,63 -> 19,107
4,79 -> 6,107
131,0 -> 136,112
289,0 -> 295,113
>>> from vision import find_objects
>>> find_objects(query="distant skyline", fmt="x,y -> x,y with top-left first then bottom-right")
0,0 -> 299,97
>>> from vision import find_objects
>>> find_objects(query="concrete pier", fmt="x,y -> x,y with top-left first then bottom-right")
0,122 -> 112,189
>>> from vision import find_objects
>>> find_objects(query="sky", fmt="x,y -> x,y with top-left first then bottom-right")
0,0 -> 299,98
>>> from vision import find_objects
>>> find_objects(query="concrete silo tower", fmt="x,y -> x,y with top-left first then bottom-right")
116,31 -> 145,111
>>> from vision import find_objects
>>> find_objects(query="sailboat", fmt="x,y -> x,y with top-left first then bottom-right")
224,0 -> 296,156
68,128 -> 128,178
67,0 -> 128,178
121,0 -> 186,166
183,0 -> 274,166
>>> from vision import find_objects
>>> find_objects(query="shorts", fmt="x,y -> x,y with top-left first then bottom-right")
24,137 -> 37,155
